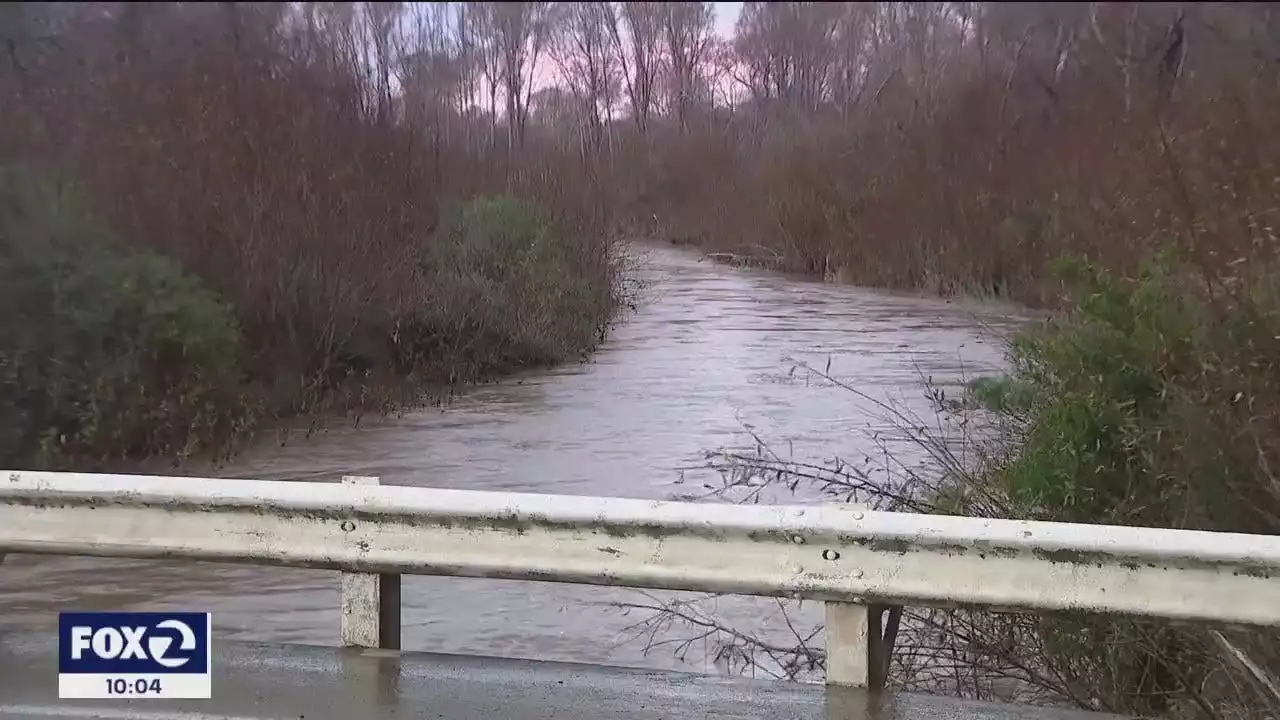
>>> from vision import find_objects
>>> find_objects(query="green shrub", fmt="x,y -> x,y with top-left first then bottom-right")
401,195 -> 616,381
976,253 -> 1280,532
962,253 -> 1280,716
0,168 -> 255,467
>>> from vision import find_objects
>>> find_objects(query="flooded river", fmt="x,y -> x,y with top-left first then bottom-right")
0,244 -> 1024,676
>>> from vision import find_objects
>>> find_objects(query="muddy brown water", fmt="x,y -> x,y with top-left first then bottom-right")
0,244 -> 1026,677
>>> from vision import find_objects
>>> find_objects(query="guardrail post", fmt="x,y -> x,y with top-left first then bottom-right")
340,476 -> 401,650
825,601 -> 872,688
825,602 -> 896,690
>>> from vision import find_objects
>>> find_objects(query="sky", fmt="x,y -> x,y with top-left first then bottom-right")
713,2 -> 742,38
395,2 -> 746,111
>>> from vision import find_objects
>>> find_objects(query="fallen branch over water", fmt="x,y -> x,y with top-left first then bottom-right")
700,252 -> 785,270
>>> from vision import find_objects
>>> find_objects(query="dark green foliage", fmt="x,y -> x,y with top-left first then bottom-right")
0,169 -> 255,467
401,195 -> 616,380
964,254 -> 1280,715
0,177 -> 619,468
974,254 -> 1280,533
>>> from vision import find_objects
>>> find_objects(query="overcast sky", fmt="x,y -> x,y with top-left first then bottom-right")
713,2 -> 742,38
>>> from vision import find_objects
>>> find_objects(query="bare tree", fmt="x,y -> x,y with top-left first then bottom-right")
660,1 -> 714,133
733,2 -> 844,114
363,2 -> 403,123
464,2 -> 505,147
400,2 -> 467,176
488,1 -> 558,152
826,3 -> 877,116
604,1 -> 664,137
551,2 -> 617,155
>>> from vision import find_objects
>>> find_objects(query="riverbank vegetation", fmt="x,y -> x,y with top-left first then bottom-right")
0,3 -> 621,469
261,1 -> 1277,309
634,3 -> 1279,307
922,256 -> 1280,717
685,6 -> 1274,305
1021,259 -> 1277,715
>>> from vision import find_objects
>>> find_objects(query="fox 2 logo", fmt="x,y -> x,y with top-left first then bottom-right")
59,612 -> 210,675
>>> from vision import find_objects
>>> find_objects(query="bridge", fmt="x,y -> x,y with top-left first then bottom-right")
1,470 -> 1279,718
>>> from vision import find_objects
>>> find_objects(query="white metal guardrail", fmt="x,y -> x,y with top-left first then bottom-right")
3,470 -> 1280,689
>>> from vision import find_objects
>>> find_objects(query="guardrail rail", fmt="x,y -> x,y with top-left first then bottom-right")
3,470 -> 1280,689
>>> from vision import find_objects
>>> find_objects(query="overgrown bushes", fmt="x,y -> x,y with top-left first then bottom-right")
0,174 -> 619,469
0,169 -> 255,467
633,4 -> 1280,308
413,195 -> 617,375
0,4 -> 623,469
981,255 -> 1280,533
957,256 -> 1280,717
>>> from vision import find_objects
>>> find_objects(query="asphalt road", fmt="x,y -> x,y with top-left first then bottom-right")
0,632 -> 1121,720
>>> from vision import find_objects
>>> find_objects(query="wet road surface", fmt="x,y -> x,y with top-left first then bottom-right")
0,632 -> 1122,720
